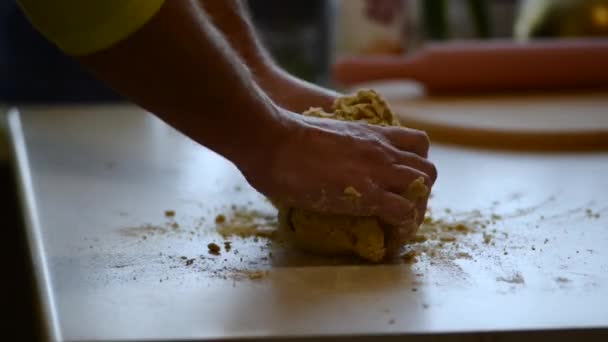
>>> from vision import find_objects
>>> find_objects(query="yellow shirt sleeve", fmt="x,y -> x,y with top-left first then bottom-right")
17,0 -> 165,56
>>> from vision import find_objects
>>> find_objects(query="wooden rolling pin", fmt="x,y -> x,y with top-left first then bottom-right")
332,39 -> 608,93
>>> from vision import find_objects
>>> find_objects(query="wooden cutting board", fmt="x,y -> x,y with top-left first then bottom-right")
365,82 -> 608,151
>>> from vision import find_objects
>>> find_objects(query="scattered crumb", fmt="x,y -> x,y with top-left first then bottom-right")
401,251 -> 418,263
215,209 -> 278,239
422,304 -> 430,309
164,210 -> 175,217
456,252 -> 472,259
208,243 -> 221,255
544,238 -> 549,244
411,288 -> 418,292
224,241 -> 232,252
555,277 -> 570,283
246,271 -> 269,280
531,246 -> 536,251
388,319 -> 395,325
483,233 -> 492,244
215,214 -> 226,224
185,258 -> 195,266
119,224 -> 168,237
343,186 -> 362,198
171,222 -> 179,229
410,234 -> 427,243
180,256 -> 187,260
497,273 -> 525,284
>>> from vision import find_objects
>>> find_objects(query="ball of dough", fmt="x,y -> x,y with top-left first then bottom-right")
280,90 -> 427,262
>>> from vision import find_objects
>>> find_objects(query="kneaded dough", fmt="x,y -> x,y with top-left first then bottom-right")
279,90 -> 428,262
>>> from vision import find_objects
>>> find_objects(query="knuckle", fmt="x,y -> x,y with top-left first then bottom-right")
425,161 -> 438,183
415,130 -> 431,151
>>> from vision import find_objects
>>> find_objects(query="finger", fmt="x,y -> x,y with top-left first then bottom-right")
379,164 -> 434,197
370,190 -> 416,226
375,126 -> 430,158
391,151 -> 438,184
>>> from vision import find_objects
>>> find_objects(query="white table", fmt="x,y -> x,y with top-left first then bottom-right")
7,105 -> 608,341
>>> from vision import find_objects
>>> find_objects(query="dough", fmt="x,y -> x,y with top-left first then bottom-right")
279,90 -> 428,262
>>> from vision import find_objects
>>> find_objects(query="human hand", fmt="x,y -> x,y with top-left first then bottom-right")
240,110 -> 437,227
255,65 -> 340,113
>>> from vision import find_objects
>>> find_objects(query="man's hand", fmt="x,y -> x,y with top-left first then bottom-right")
241,109 -> 437,227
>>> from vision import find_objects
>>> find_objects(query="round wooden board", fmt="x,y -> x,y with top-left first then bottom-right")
357,82 -> 608,151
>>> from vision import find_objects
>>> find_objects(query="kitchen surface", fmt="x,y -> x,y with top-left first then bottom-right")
5,104 -> 608,341
2,0 -> 608,341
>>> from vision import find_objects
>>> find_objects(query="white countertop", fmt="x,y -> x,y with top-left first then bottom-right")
7,105 -> 608,342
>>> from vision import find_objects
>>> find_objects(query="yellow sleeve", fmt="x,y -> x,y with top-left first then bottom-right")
17,0 -> 165,56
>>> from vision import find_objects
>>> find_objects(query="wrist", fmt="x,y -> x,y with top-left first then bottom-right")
225,102 -> 292,176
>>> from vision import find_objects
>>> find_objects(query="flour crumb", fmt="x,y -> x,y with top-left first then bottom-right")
215,214 -> 226,224
343,186 -> 362,198
208,243 -> 221,255
247,271 -> 269,280
497,273 -> 525,284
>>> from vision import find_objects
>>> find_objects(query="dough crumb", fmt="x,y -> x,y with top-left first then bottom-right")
343,186 -> 362,198
164,210 -> 176,217
247,271 -> 269,280
456,252 -> 472,259
224,241 -> 232,252
208,243 -> 221,255
405,177 -> 429,200
401,251 -> 418,263
483,232 -> 493,244
497,273 -> 525,284
283,89 -> 418,262
215,209 -> 278,239
215,214 -> 226,224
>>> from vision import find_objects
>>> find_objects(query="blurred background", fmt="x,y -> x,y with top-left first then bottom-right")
1,0 -> 608,104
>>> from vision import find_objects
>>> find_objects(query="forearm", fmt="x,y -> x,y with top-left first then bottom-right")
198,0 -> 272,72
79,0 -> 285,169
199,0 -> 339,112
